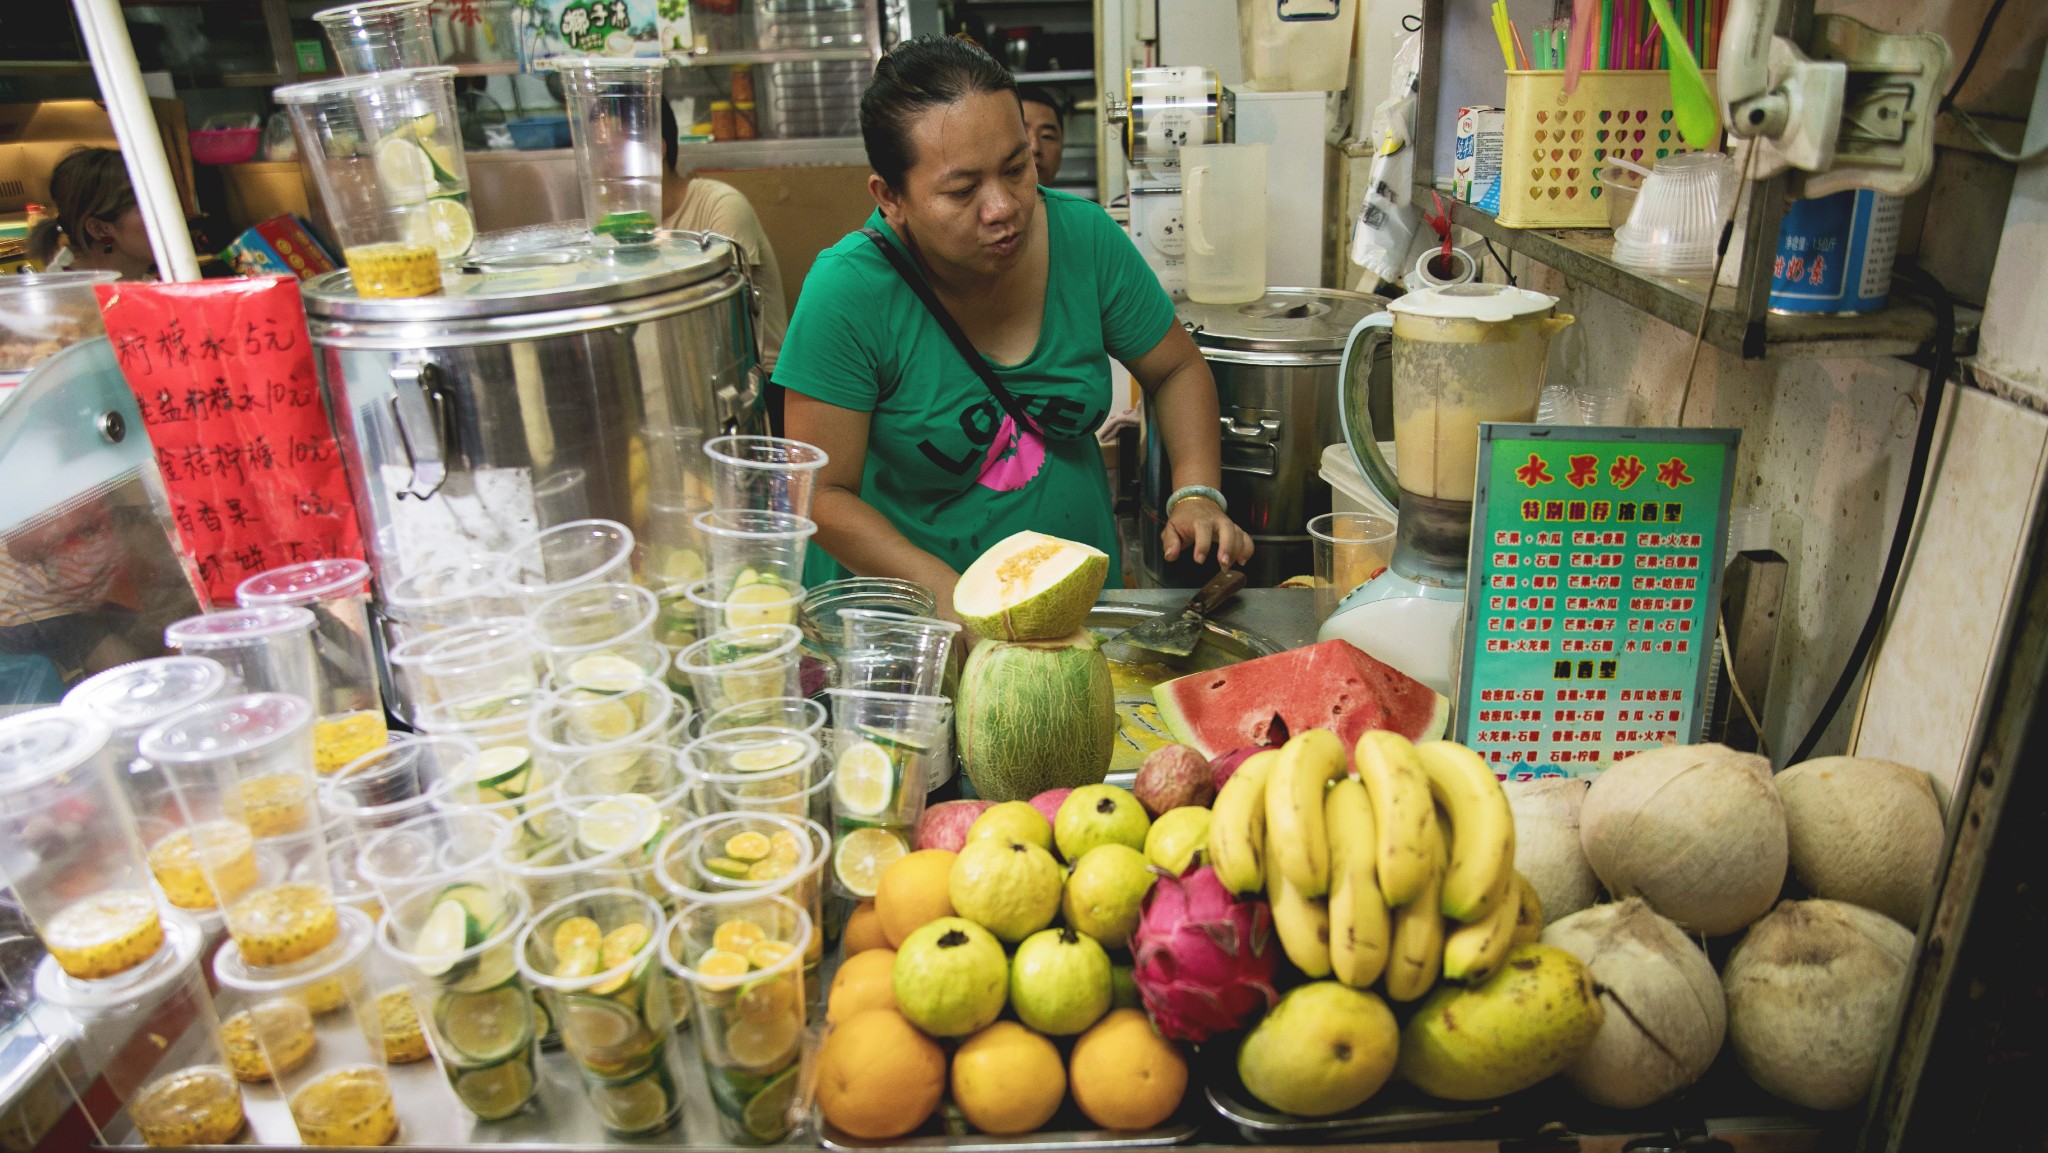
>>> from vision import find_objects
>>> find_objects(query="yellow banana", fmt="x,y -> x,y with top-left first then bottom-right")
1325,778 -> 1390,988
1511,872 -> 1544,945
1268,869 -> 1332,978
1441,865 -> 1521,984
1264,729 -> 1347,898
1414,740 -> 1516,922
1355,730 -> 1440,907
1382,819 -> 1445,1002
1207,750 -> 1279,895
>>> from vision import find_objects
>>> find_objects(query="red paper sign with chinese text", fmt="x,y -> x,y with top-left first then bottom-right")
96,277 -> 364,606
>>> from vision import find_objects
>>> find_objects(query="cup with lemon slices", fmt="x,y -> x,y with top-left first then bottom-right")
558,743 -> 704,825
530,583 -> 661,681
673,625 -> 806,717
388,620 -> 541,726
693,511 -> 815,603
684,727 -> 821,818
517,888 -> 686,1136
493,793 -> 669,909
661,894 -> 812,1144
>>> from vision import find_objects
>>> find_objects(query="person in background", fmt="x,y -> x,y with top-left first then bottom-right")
1017,85 -> 1066,187
660,101 -> 790,372
26,148 -> 156,281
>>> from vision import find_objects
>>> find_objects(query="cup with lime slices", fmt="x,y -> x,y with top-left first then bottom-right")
693,510 -> 815,604
685,726 -> 821,817
377,882 -> 539,1122
698,696 -> 827,741
494,794 -> 668,910
558,743 -> 704,824
517,888 -> 686,1136
684,577 -> 806,639
388,620 -> 540,725
528,676 -> 675,771
673,625 -> 805,716
504,519 -> 637,614
661,894 -> 812,1144
543,56 -> 667,245
275,66 -> 473,299
530,582 -> 661,681
654,813 -> 827,987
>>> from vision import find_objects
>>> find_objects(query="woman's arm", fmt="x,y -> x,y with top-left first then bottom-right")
783,391 -> 967,621
1123,323 -> 1255,569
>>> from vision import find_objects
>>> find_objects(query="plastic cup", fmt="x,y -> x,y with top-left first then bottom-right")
504,519 -> 636,612
798,578 -> 938,657
660,895 -> 810,1144
544,638 -> 673,694
837,609 -> 959,697
214,906 -> 400,1147
387,619 -> 539,722
703,435 -> 830,517
673,625 -> 805,716
557,743 -> 703,821
237,559 -> 389,775
376,884 -> 540,1122
313,0 -> 437,74
0,709 -> 166,985
530,582 -> 661,682
543,56 -> 667,244
527,678 -> 676,778
698,696 -> 827,741
276,66 -> 472,298
693,511 -> 815,601
653,813 -> 826,975
1308,511 -> 1397,621
493,793 -> 665,910
381,555 -> 520,638
823,687 -> 948,828
685,577 -> 806,637
516,888 -> 686,1136
685,727 -> 821,817
34,910 -> 248,1147
321,734 -> 478,842
356,807 -> 508,907
166,606 -> 319,701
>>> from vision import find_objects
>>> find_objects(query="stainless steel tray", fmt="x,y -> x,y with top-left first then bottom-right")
815,1104 -> 1199,1152
1204,1077 -> 1500,1144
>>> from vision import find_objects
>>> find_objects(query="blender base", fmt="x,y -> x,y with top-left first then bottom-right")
1318,570 -> 1465,698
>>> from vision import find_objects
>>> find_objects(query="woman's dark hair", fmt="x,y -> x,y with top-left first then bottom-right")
28,147 -> 136,266
860,35 -> 1017,189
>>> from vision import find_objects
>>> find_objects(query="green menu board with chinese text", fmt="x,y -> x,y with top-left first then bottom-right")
1457,425 -> 1738,779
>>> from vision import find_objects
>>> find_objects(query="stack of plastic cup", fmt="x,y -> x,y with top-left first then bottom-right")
835,608 -> 960,696
530,581 -> 662,686
376,881 -> 541,1121
165,606 -> 319,700
503,519 -> 637,613
527,675 -> 679,781
313,0 -> 437,74
822,688 -> 951,899
1611,152 -> 1735,276
703,435 -> 828,520
237,559 -> 390,775
660,894 -> 811,1144
275,66 -> 473,298
685,726 -> 825,822
381,555 -> 519,645
673,624 -> 806,718
543,56 -> 668,244
388,618 -> 540,724
695,510 -> 816,604
516,888 -> 688,1136
796,577 -> 937,693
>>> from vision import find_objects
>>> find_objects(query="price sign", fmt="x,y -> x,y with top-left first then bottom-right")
1456,425 -> 1738,779
95,277 -> 365,605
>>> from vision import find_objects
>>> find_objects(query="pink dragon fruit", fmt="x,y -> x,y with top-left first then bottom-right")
1130,864 -> 1281,1042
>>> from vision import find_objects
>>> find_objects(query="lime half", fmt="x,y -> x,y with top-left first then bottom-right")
575,795 -> 659,856
741,1064 -> 801,1142
565,694 -> 638,744
590,1065 -> 673,1135
565,654 -> 645,693
374,137 -> 437,203
436,984 -> 532,1066
833,741 -> 894,817
405,196 -> 475,261
832,827 -> 907,898
453,1057 -> 535,1121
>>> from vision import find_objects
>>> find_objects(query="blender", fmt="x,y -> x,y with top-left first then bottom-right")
1319,284 -> 1574,695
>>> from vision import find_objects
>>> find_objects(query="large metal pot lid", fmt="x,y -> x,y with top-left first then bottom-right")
1177,287 -> 1390,353
302,230 -> 736,322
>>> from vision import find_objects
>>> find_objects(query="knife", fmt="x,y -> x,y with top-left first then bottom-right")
1113,568 -> 1249,658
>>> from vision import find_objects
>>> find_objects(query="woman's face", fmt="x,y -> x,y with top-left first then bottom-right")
877,89 -> 1037,280
83,206 -> 154,278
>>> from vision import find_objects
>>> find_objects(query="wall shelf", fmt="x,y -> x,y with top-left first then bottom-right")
667,45 -> 873,66
1014,68 -> 1094,82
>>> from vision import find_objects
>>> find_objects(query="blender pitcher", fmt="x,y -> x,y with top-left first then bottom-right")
1321,283 -> 1573,693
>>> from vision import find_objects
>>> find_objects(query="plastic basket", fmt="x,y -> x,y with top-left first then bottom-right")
1498,69 -> 1715,228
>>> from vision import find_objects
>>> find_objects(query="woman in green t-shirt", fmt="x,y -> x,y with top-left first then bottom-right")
775,36 -> 1252,620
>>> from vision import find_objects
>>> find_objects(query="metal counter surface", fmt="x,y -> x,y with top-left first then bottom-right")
1100,587 -> 1320,652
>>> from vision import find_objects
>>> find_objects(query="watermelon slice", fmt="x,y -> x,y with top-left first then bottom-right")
1152,639 -> 1449,759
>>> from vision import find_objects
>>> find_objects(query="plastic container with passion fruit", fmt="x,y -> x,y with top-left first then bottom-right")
35,910 -> 249,1147
0,709 -> 167,984
236,558 -> 390,774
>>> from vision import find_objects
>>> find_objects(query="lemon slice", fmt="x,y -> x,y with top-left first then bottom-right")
591,922 -> 653,995
769,830 -> 803,865
832,827 -> 907,898
746,858 -> 792,881
712,919 -> 764,955
833,741 -> 894,818
403,195 -> 475,260
565,654 -> 646,693
696,948 -> 752,989
746,940 -> 794,969
704,856 -> 753,880
374,136 -> 437,203
725,1006 -> 801,1072
655,546 -> 706,587
565,695 -> 637,744
553,916 -> 603,979
724,831 -> 773,862
575,795 -> 659,855
727,738 -> 805,774
726,581 -> 795,628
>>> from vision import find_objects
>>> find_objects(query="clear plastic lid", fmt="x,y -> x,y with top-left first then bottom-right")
165,606 -> 317,649
235,558 -> 372,607
1387,282 -> 1561,323
213,903 -> 374,994
35,908 -> 203,1012
137,693 -> 315,765
64,657 -> 231,737
0,707 -> 113,796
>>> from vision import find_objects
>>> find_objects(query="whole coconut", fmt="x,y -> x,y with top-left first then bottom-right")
1580,744 -> 1787,936
915,800 -> 994,853
1506,778 -> 1601,924
1777,757 -> 1943,929
1542,899 -> 1725,1109
1722,899 -> 1913,1111
1133,745 -> 1216,817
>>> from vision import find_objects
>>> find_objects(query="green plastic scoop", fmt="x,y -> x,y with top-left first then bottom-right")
1645,0 -> 1720,149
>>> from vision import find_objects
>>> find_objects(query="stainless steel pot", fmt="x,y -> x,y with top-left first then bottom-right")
304,232 -> 766,594
1141,287 -> 1389,589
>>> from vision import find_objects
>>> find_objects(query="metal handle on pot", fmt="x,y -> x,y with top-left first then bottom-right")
1337,312 -> 1401,510
388,360 -> 449,501
1218,410 -> 1281,477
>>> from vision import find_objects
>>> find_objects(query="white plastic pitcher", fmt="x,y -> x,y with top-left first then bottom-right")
1182,142 -> 1268,305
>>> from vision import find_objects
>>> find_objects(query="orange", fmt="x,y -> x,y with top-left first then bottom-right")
827,948 -> 898,1024
875,849 -> 956,948
815,1008 -> 946,1140
842,901 -> 890,956
1069,1008 -> 1188,1130
951,1021 -> 1066,1135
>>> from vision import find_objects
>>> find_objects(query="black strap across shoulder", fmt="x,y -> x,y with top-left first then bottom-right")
861,226 -> 1042,436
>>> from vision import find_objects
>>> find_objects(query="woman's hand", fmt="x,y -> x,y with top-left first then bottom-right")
1162,496 -> 1254,570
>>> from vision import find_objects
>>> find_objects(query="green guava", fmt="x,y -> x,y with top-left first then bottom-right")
1009,927 -> 1111,1036
949,836 -> 1063,943
1059,843 -> 1156,948
1053,784 -> 1151,862
891,916 -> 1009,1037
